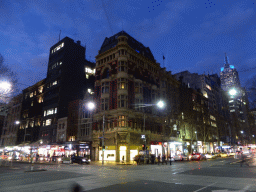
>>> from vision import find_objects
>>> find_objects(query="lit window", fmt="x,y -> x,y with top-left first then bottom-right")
86,74 -> 89,79
30,92 -> 33,98
118,116 -> 126,127
229,100 -> 234,103
38,86 -> 43,93
59,61 -> 62,65
52,81 -> 57,86
54,108 -> 57,114
30,121 -> 34,128
38,97 -> 43,103
43,121 -> 46,126
210,115 -> 216,121
31,101 -> 33,106
206,84 -> 211,90
44,111 -> 46,117
68,136 -> 75,141
47,109 -> 54,115
46,119 -> 52,126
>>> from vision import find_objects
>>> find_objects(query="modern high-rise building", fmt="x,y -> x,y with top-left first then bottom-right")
220,53 -> 240,92
220,53 -> 250,145
38,37 -> 95,144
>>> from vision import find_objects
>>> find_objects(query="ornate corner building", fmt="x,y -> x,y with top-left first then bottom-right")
92,31 -> 180,162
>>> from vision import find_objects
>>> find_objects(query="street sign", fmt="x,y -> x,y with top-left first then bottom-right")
141,135 -> 145,139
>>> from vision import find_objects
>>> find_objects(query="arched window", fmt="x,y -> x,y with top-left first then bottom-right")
102,68 -> 110,79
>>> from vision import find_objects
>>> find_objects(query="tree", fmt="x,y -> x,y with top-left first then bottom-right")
0,53 -> 18,103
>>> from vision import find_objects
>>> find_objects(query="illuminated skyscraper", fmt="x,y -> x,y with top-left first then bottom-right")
220,53 -> 240,92
220,53 -> 250,145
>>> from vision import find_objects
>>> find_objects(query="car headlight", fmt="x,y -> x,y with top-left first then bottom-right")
88,159 -> 91,162
57,158 -> 62,161
82,159 -> 86,161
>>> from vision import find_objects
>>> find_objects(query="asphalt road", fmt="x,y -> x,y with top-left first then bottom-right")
0,157 -> 255,192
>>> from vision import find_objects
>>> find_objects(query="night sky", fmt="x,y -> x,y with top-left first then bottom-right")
1,0 -> 256,104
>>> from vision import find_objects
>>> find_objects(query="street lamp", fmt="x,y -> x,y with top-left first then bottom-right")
135,100 -> 165,163
87,101 -> 107,165
229,88 -> 237,96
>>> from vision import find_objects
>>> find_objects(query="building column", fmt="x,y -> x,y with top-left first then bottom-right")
115,132 -> 120,162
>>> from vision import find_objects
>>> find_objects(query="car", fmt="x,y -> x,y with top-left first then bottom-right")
204,153 -> 216,159
220,153 -> 228,158
51,156 -> 63,162
191,153 -> 206,161
173,154 -> 188,161
71,156 -> 91,164
227,152 -> 235,156
134,155 -> 147,164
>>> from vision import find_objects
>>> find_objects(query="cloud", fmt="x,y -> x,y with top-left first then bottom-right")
191,3 -> 255,40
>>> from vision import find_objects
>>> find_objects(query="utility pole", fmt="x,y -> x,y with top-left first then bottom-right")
102,114 -> 105,165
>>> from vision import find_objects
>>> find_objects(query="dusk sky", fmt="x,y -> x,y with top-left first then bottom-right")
1,0 -> 256,104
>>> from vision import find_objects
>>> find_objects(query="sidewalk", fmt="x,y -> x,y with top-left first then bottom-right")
90,161 -> 138,166
1,159 -> 139,166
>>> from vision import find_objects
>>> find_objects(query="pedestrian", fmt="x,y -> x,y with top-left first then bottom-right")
157,155 -> 161,165
151,155 -> 155,164
162,154 -> 166,165
122,155 -> 124,163
240,152 -> 249,167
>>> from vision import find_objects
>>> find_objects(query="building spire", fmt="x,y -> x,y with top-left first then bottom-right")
224,52 -> 230,65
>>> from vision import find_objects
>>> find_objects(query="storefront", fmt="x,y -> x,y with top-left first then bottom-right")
78,144 -> 90,157
169,141 -> 183,157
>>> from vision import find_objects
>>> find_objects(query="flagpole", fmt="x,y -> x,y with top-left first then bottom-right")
163,55 -> 165,68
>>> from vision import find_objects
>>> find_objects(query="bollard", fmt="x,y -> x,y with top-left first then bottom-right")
31,163 -> 34,171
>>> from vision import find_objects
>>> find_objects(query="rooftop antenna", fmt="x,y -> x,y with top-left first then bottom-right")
59,30 -> 61,42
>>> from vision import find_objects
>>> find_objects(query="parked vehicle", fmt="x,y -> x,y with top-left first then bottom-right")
191,153 -> 206,161
71,156 -> 90,164
134,155 -> 148,164
173,154 -> 188,161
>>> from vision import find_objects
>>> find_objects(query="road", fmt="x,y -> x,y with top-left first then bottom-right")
0,157 -> 256,192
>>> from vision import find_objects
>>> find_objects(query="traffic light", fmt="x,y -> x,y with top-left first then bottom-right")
142,144 -> 145,150
99,139 -> 102,147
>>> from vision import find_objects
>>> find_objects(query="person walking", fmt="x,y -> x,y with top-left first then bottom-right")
157,154 -> 161,165
122,155 -> 125,164
240,152 -> 249,167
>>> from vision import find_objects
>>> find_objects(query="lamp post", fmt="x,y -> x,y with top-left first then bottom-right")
195,131 -> 198,152
136,100 -> 165,163
87,102 -> 107,165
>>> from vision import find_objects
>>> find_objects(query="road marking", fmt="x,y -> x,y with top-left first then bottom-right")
193,182 -> 217,192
